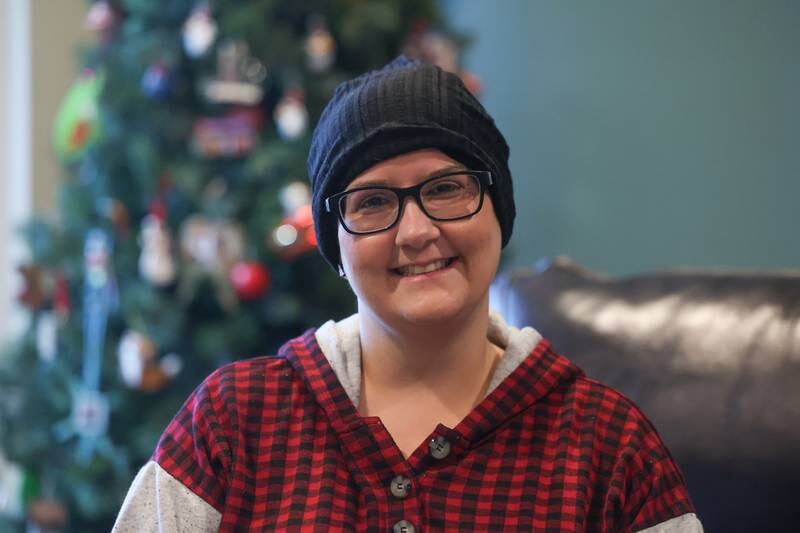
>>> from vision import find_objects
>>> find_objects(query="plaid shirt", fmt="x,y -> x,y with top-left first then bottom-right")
151,329 -> 696,532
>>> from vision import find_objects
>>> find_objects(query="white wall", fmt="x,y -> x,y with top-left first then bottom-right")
1,0 -> 32,342
30,0 -> 89,213
0,0 -> 88,343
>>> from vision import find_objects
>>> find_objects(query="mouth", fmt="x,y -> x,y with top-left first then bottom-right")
392,257 -> 457,277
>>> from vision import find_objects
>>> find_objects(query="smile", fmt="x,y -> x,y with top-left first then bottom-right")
393,258 -> 456,277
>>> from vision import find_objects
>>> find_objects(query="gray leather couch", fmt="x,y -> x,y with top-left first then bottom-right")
490,257 -> 800,533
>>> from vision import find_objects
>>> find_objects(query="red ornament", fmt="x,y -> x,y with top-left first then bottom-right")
268,204 -> 317,260
53,275 -> 71,318
70,120 -> 92,150
229,261 -> 270,300
459,70 -> 484,97
149,198 -> 168,222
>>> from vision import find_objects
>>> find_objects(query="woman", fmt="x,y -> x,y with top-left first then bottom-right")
113,57 -> 703,532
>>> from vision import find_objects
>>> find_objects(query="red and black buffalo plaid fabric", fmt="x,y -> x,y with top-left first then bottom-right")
154,329 -> 695,531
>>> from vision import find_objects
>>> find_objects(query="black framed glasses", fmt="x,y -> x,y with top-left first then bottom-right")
325,170 -> 493,235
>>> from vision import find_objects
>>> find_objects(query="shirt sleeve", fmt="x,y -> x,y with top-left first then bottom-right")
615,402 -> 704,533
627,453 -> 703,532
112,368 -> 234,532
111,460 -> 221,533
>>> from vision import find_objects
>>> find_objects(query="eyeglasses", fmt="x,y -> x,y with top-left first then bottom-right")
325,170 -> 493,235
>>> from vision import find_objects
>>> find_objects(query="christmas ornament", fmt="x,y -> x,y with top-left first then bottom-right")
0,453 -> 25,519
273,89 -> 309,140
140,62 -> 172,100
404,25 -> 459,73
202,39 -> 266,105
117,331 -> 155,386
148,197 -> 168,223
53,230 -> 118,463
178,216 -> 244,310
75,230 -> 114,449
71,388 -> 110,442
85,0 -> 119,43
419,31 -> 459,73
16,264 -> 47,309
305,19 -> 336,72
179,216 -> 245,273
192,108 -> 262,158
179,216 -> 217,269
53,274 -> 71,318
182,2 -> 217,58
459,70 -> 484,97
53,69 -> 103,163
27,499 -> 68,530
117,331 -> 183,392
280,181 -> 312,214
138,214 -> 177,286
85,1 -> 115,32
36,311 -> 58,364
230,261 -> 270,300
268,182 -> 317,260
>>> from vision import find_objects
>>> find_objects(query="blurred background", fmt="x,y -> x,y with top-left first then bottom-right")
0,0 -> 797,531
446,0 -> 799,275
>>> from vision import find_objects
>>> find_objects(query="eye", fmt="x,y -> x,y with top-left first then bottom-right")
345,189 -> 396,214
424,179 -> 465,198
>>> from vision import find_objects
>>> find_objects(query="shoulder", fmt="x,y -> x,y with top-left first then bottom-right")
202,355 -> 293,392
159,336 -> 314,448
194,344 -> 318,417
554,373 -> 678,475
565,376 -> 697,529
570,375 -> 669,455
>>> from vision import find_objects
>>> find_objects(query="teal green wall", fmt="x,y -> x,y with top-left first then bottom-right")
445,1 -> 799,275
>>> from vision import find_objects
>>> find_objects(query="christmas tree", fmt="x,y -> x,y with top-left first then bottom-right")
0,1 -> 479,531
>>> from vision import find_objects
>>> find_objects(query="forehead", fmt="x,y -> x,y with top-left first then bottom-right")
347,148 -> 466,189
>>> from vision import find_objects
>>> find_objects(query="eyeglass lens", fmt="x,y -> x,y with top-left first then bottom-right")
339,173 -> 482,233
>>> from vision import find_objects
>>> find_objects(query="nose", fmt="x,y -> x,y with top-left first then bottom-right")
394,197 -> 440,249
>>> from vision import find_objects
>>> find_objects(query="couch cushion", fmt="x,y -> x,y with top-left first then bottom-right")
491,257 -> 800,532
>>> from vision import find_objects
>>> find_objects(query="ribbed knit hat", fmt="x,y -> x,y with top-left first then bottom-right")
308,56 -> 515,271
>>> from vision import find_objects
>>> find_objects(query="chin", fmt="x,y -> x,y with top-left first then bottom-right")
399,307 -> 462,326
391,295 -> 485,330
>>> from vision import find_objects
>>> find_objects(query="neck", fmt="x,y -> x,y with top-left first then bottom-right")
357,301 -> 501,419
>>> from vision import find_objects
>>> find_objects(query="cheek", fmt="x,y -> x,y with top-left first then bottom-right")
466,212 -> 503,275
337,228 -> 386,281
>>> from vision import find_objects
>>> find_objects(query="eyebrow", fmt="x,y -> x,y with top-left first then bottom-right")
347,164 -> 469,190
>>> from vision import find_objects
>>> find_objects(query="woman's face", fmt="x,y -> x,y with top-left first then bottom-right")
337,148 -> 502,330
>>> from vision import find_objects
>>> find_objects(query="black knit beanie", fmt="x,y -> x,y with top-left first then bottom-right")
307,56 -> 515,271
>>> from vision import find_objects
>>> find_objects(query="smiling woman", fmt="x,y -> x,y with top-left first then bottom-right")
113,57 -> 703,532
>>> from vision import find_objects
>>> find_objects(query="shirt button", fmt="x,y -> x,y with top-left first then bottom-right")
393,519 -> 416,533
428,435 -> 451,459
389,475 -> 411,499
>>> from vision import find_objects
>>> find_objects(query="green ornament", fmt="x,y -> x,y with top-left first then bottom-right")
53,69 -> 104,163
0,456 -> 35,519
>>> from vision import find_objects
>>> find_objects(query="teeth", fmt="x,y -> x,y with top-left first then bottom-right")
399,259 -> 448,276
